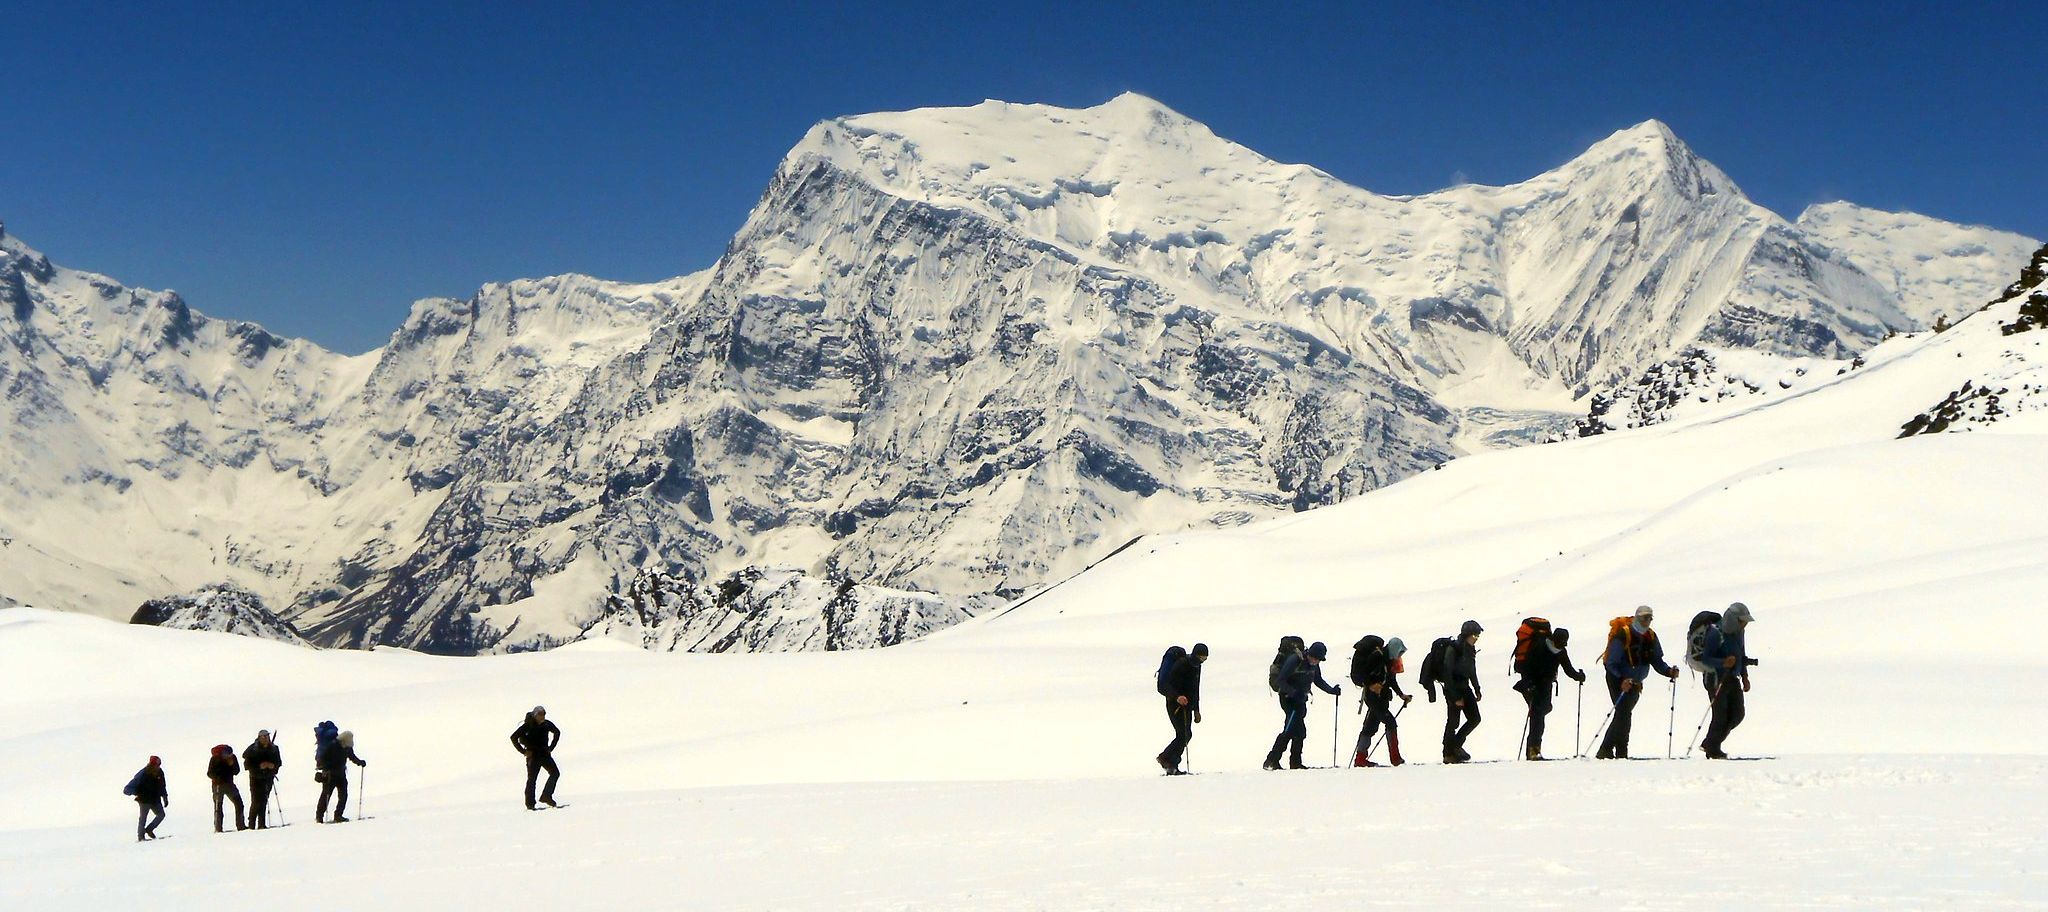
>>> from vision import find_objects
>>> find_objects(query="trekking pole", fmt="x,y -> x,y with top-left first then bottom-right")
1666,677 -> 1678,759
1574,681 -> 1584,758
1368,701 -> 1407,755
1331,697 -> 1340,768
1581,689 -> 1626,758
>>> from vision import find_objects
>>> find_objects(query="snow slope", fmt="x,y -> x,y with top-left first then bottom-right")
3,250 -> 2047,908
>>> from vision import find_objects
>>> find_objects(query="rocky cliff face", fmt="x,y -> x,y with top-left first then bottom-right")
2,96 -> 2037,654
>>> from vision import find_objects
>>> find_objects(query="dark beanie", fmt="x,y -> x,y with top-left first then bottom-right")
1191,643 -> 1210,657
1306,641 -> 1329,660
1553,628 -> 1570,645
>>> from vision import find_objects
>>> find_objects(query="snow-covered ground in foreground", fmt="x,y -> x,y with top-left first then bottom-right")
6,290 -> 2048,908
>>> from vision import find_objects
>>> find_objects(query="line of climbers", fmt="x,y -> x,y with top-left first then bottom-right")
121,707 -> 564,841
1154,602 -> 1757,773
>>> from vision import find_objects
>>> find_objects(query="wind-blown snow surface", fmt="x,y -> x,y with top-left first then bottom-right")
5,283 -> 2048,908
2,94 -> 2038,655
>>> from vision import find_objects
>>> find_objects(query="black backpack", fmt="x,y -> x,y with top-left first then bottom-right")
1417,635 -> 1455,700
1268,635 -> 1305,693
1685,611 -> 1722,674
1156,645 -> 1188,696
1349,635 -> 1384,686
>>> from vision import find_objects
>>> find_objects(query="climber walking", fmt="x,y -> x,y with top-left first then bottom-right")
1349,635 -> 1411,767
315,728 -> 367,823
1597,606 -> 1680,759
1697,602 -> 1757,759
1264,639 -> 1340,770
123,756 -> 168,841
1441,621 -> 1484,763
206,743 -> 247,832
1157,644 -> 1206,774
511,706 -> 563,808
1512,622 -> 1587,760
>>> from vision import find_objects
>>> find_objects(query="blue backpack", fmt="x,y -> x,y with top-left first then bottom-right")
122,770 -> 142,797
314,720 -> 339,761
1155,646 -> 1188,696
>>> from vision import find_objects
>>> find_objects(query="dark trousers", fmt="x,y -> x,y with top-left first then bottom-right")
1520,679 -> 1555,753
249,774 -> 275,827
317,772 -> 349,820
1266,698 -> 1310,765
1160,699 -> 1194,768
1442,692 -> 1480,750
136,798 -> 164,839
1600,675 -> 1643,756
1354,691 -> 1397,754
1702,675 -> 1747,753
211,780 -> 245,831
525,752 -> 560,807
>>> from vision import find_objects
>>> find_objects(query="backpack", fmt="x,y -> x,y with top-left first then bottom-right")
1349,635 -> 1384,686
1268,636 -> 1305,693
1685,611 -> 1722,675
1416,636 -> 1455,698
1599,616 -> 1632,663
1511,617 -> 1552,675
1156,645 -> 1188,696
314,720 -> 339,764
122,771 -> 142,797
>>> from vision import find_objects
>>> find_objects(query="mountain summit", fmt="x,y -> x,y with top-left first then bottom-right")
0,98 -> 2034,654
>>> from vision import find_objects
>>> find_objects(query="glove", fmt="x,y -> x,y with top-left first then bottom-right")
1332,685 -> 1343,696
1401,694 -> 1413,706
1572,671 -> 1587,684
1192,711 -> 1202,724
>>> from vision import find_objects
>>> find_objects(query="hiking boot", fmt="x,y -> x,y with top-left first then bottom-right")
1287,757 -> 1308,770
1353,750 -> 1378,768
1387,731 -> 1405,766
1703,747 -> 1728,760
1443,750 -> 1464,764
332,815 -> 350,823
1455,746 -> 1472,763
1594,746 -> 1614,760
1157,754 -> 1177,774
1526,746 -> 1543,761
542,797 -> 558,808
1262,757 -> 1283,771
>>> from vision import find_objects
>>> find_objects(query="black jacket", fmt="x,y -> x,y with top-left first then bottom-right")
243,740 -> 283,779
130,767 -> 168,803
1354,647 -> 1408,698
317,741 -> 364,773
1444,640 -> 1482,702
511,716 -> 561,756
1519,638 -> 1585,687
1163,655 -> 1203,713
207,753 -> 241,783
1276,653 -> 1340,703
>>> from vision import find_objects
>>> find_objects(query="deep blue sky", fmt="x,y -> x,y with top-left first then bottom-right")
5,1 -> 2043,353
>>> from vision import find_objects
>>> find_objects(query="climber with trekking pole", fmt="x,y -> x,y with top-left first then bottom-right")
1595,606 -> 1680,759
1510,619 -> 1586,761
1687,602 -> 1757,759
1155,643 -> 1206,775
1348,635 -> 1411,767
1264,639 -> 1339,770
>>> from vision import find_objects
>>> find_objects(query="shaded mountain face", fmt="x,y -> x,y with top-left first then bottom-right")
0,95 -> 2035,654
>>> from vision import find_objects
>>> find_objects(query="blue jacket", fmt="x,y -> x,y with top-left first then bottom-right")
1604,622 -> 1675,683
1276,653 -> 1340,703
1701,625 -> 1748,682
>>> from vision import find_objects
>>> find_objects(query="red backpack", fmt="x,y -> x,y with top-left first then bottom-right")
1511,617 -> 1552,674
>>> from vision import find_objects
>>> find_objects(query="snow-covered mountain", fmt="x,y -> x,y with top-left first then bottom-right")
130,582 -> 309,645
0,95 -> 2036,654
